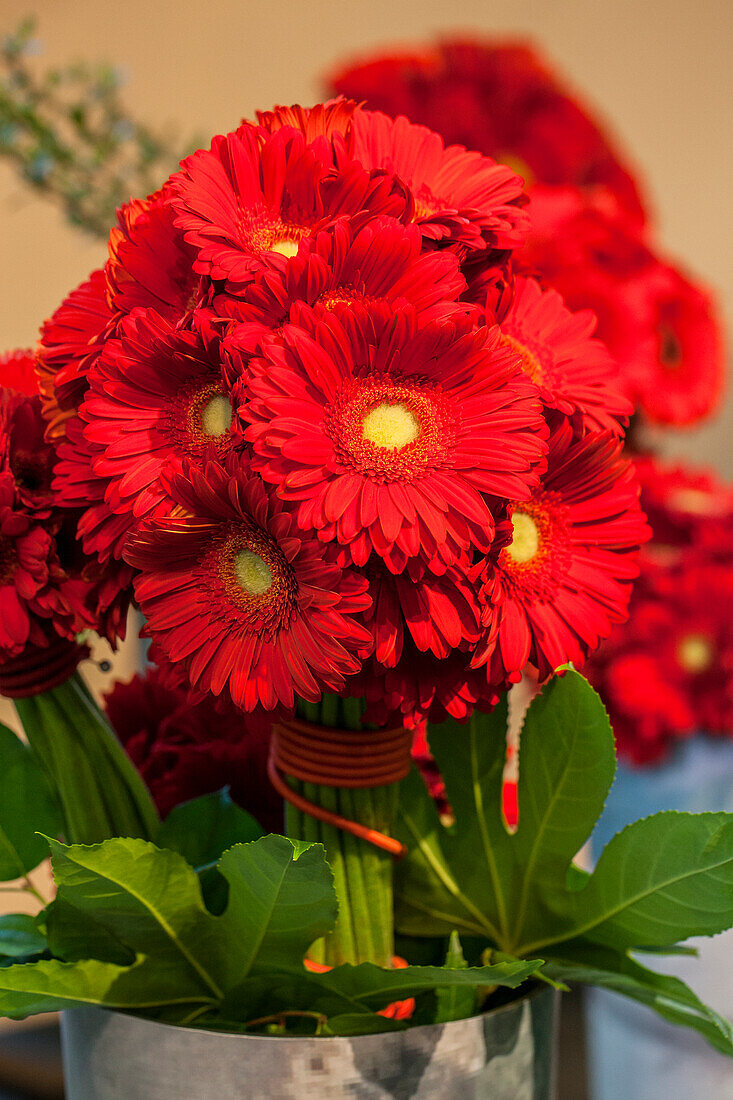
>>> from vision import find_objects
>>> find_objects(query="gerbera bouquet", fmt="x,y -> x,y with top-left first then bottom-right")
0,94 -> 731,1053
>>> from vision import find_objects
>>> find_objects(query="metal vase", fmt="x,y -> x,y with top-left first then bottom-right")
61,986 -> 558,1099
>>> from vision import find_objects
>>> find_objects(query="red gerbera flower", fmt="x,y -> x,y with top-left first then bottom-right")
608,260 -> 726,427
473,423 -> 650,681
516,185 -> 726,427
495,276 -> 631,434
52,415 -> 131,563
348,108 -> 528,253
586,557 -> 733,764
245,303 -> 546,573
357,555 -> 481,668
329,39 -> 647,223
357,637 -> 506,729
255,98 -> 358,142
223,214 -> 469,340
106,189 -> 203,321
170,122 -> 408,292
124,456 -> 371,712
0,349 -> 38,396
1,390 -> 56,516
81,310 -> 242,525
36,269 -> 114,440
634,454 -> 733,564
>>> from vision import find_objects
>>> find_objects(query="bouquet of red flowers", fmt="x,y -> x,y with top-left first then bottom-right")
0,81 -> 730,1066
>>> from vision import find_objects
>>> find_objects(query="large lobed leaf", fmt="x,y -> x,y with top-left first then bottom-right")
0,833 -> 542,1029
394,670 -> 733,1050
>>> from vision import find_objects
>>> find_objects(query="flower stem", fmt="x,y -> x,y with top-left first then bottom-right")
288,695 -> 399,968
14,670 -> 159,844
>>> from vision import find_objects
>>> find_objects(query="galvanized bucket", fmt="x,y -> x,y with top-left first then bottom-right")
61,987 -> 558,1099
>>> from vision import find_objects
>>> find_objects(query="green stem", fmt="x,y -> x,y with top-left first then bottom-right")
289,695 -> 399,968
14,671 -> 159,845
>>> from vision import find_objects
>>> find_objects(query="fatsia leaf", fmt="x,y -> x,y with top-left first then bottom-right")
47,834 -> 336,1000
534,813 -> 733,954
316,957 -> 541,1011
220,956 -> 543,1024
542,941 -> 733,1056
45,897 -> 134,966
395,671 -> 733,963
395,671 -> 616,951
0,915 -> 46,959
0,723 -> 62,880
0,956 -> 212,1019
156,789 -> 263,871
433,932 -> 475,1023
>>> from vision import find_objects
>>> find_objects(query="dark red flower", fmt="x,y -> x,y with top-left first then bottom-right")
473,423 -> 650,681
0,472 -> 74,657
357,555 -> 480,669
245,303 -> 546,573
105,665 -> 283,830
124,456 -> 371,712
329,39 -> 647,223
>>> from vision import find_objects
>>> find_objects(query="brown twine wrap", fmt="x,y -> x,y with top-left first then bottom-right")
268,716 -> 413,857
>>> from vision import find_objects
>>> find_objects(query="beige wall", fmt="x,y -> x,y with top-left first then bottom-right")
1,0 -> 731,471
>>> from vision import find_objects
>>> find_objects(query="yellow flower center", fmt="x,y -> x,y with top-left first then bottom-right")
362,403 -> 421,451
270,237 -> 301,258
234,550 -> 273,596
201,395 -> 233,438
677,634 -> 713,674
507,512 -> 540,564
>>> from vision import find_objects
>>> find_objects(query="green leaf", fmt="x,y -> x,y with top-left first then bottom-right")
312,957 -> 542,1012
539,814 -> 733,953
395,669 -> 733,966
216,837 -> 337,978
542,942 -> 733,1056
0,956 -> 210,1019
395,672 -> 616,951
45,898 -> 134,966
156,789 -> 262,871
0,722 -> 62,880
503,670 -> 615,947
47,834 -> 336,999
0,915 -> 46,959
395,697 -> 511,943
433,932 -> 476,1023
1,834 -> 338,1022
